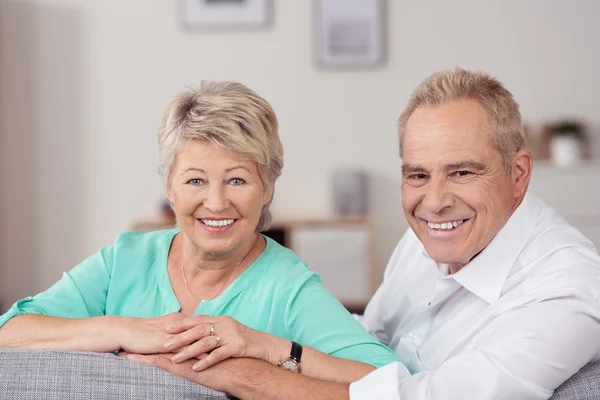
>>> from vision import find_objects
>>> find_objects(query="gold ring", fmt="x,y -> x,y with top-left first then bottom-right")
215,336 -> 221,346
209,323 -> 215,335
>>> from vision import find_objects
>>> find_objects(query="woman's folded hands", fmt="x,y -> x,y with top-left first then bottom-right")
160,315 -> 289,372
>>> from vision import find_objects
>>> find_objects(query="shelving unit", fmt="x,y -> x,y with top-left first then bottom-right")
529,163 -> 600,248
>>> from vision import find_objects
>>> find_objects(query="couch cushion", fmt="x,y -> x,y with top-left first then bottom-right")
2,348 -> 599,399
0,348 -> 229,400
550,361 -> 600,400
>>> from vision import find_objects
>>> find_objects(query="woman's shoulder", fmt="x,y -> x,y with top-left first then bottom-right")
255,236 -> 320,285
106,228 -> 179,267
112,228 -> 179,249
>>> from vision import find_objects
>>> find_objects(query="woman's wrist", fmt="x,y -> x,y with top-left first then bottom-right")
248,330 -> 290,366
106,316 -> 134,351
264,335 -> 292,366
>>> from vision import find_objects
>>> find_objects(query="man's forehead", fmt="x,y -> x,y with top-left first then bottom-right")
402,158 -> 488,172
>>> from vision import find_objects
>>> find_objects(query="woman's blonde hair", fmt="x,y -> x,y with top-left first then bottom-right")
397,67 -> 525,172
158,81 -> 283,231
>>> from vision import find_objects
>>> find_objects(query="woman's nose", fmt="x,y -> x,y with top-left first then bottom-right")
204,185 -> 229,213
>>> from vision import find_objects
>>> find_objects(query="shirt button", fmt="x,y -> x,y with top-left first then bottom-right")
408,332 -> 418,340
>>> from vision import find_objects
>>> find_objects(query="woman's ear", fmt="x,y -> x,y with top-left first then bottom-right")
263,184 -> 274,206
165,178 -> 174,208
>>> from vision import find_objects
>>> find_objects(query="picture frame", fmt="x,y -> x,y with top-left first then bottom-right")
180,0 -> 271,30
315,0 -> 387,69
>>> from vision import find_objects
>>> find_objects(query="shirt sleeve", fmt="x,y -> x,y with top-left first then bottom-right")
0,246 -> 114,328
283,271 -> 401,368
359,231 -> 412,346
350,294 -> 600,400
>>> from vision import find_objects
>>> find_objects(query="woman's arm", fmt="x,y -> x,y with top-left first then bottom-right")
265,333 -> 375,383
0,315 -> 123,351
0,238 -> 184,353
0,313 -> 184,354
161,315 -> 375,383
162,269 -> 400,383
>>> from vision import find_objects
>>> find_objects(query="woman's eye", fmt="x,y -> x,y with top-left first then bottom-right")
187,178 -> 204,185
230,178 -> 246,186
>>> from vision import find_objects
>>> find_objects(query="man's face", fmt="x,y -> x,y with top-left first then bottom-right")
401,99 -> 522,271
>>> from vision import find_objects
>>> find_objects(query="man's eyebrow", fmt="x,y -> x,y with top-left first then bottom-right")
401,164 -> 428,174
443,161 -> 486,172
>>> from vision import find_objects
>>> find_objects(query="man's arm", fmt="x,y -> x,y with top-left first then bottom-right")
126,353 -> 349,400
351,294 -> 600,400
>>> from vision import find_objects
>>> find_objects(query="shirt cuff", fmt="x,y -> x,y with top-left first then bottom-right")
349,361 -> 409,400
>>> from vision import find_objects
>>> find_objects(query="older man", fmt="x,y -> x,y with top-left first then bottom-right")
129,68 -> 600,400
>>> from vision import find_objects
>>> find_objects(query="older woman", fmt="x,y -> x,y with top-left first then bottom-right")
0,81 -> 399,383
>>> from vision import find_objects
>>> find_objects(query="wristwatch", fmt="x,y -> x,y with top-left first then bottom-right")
278,341 -> 303,373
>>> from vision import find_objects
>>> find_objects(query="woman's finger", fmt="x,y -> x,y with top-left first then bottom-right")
165,323 -> 212,351
192,347 -> 231,372
172,335 -> 220,363
165,315 -> 210,333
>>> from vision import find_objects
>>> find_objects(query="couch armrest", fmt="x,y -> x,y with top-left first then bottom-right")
550,360 -> 600,400
0,348 -> 229,399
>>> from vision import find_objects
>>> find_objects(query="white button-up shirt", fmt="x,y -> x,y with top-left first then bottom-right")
350,193 -> 600,400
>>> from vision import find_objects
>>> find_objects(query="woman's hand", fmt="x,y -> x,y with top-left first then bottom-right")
117,312 -> 186,354
163,315 -> 289,371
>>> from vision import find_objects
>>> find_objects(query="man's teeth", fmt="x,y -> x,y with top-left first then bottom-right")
427,220 -> 465,230
201,219 -> 235,227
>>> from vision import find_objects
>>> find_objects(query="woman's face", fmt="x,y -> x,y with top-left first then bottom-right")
167,140 -> 272,258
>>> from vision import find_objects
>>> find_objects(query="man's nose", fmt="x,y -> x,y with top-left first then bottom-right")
422,180 -> 454,214
204,185 -> 229,213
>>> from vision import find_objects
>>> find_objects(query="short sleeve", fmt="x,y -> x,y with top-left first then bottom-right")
284,272 -> 401,368
0,246 -> 114,328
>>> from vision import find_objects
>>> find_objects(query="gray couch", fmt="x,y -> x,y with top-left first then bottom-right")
0,348 -> 598,399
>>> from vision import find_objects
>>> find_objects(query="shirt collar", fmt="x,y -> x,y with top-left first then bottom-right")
438,193 -> 538,304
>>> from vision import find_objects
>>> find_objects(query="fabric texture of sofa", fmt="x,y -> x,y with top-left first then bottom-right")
0,348 -> 598,399
0,348 -> 229,399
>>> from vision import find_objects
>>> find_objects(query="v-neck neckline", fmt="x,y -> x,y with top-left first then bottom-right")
157,229 -> 272,315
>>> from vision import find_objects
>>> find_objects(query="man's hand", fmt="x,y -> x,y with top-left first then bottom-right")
122,352 -> 351,400
121,351 -> 255,394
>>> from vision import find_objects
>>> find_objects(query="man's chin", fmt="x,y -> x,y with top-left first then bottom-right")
423,245 -> 465,266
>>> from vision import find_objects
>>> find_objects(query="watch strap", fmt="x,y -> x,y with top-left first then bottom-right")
290,341 -> 302,362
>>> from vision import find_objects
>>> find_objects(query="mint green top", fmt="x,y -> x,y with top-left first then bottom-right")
0,229 -> 399,367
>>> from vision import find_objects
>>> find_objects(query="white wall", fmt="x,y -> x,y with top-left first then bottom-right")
2,0 -> 600,310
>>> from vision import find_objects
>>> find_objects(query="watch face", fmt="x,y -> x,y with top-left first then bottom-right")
280,360 -> 300,373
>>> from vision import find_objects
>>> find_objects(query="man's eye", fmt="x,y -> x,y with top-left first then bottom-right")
187,178 -> 204,185
455,171 -> 471,177
230,178 -> 246,186
410,173 -> 428,180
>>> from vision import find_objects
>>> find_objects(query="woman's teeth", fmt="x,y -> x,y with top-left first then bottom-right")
201,219 -> 235,227
427,219 -> 465,230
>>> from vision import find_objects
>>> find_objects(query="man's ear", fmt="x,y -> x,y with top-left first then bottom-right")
512,149 -> 533,198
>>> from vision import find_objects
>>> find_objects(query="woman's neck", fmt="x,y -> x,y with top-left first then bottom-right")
178,233 -> 261,287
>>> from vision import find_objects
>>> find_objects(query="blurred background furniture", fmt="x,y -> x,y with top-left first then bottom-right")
530,163 -> 600,248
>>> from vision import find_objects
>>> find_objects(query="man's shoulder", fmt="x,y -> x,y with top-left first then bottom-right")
383,228 -> 428,277
518,196 -> 600,296
524,195 -> 598,259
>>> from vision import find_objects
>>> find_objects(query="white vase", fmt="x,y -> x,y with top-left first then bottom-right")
331,169 -> 369,215
550,135 -> 582,167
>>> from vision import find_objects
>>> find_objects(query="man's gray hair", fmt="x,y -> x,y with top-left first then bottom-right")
397,67 -> 525,172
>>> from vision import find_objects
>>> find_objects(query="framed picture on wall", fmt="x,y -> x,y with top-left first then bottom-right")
315,0 -> 387,68
180,0 -> 271,29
